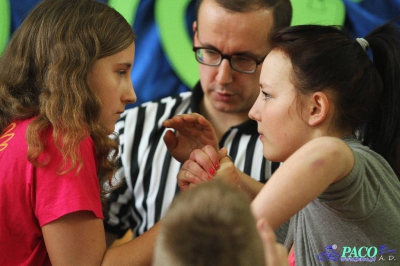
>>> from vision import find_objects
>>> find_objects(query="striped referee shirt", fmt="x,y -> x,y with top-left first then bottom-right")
104,82 -> 278,238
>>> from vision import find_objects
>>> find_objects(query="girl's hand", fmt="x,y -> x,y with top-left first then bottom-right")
177,145 -> 228,191
257,218 -> 289,266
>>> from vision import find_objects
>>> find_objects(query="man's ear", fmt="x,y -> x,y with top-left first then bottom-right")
308,91 -> 330,126
192,21 -> 198,45
192,21 -> 197,33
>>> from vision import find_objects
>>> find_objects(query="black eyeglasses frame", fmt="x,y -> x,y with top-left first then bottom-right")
192,46 -> 265,74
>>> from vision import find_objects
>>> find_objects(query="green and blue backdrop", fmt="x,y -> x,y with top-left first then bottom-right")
1,0 -> 399,107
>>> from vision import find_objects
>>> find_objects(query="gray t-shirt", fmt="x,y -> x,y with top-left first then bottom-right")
286,136 -> 400,265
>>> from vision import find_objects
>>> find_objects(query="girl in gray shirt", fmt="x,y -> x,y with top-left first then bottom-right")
177,18 -> 400,266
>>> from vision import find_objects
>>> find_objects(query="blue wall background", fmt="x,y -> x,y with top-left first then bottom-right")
1,0 -> 399,108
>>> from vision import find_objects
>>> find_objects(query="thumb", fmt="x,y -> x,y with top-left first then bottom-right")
257,218 -> 289,266
163,130 -> 177,151
218,147 -> 228,159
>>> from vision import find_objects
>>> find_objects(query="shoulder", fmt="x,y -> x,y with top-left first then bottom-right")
300,137 -> 354,182
1,118 -> 32,149
304,136 -> 352,157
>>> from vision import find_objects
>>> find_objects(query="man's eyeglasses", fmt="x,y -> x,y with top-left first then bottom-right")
193,47 -> 265,74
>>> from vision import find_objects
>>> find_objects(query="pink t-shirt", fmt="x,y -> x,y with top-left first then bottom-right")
0,118 -> 103,265
288,249 -> 295,266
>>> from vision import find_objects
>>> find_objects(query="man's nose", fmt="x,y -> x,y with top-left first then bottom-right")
215,58 -> 233,85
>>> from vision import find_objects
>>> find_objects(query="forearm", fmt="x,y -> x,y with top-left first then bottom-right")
102,222 -> 160,266
236,169 -> 264,200
212,156 -> 264,199
251,137 -> 354,230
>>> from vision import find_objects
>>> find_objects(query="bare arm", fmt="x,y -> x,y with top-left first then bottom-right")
105,232 -> 118,248
163,113 -> 219,163
102,222 -> 160,266
251,137 -> 354,230
234,167 -> 264,200
42,211 -> 159,266
42,211 -> 106,266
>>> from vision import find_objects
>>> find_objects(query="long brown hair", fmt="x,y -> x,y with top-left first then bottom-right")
0,0 -> 135,200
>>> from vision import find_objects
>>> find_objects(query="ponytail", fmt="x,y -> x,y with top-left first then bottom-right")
363,18 -> 400,177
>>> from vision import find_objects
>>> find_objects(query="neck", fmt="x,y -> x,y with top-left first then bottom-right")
312,125 -> 355,140
200,100 -> 250,140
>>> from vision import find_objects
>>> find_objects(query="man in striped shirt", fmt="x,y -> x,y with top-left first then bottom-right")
104,0 -> 292,249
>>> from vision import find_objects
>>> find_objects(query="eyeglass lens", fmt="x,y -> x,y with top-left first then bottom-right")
195,48 -> 257,73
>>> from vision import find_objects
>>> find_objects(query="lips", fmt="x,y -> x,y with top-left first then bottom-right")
215,88 -> 234,95
214,90 -> 235,102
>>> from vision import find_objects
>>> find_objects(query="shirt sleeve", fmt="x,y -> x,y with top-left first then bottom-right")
32,134 -> 103,227
317,146 -> 380,220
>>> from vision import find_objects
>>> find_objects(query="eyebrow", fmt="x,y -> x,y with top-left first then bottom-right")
206,44 -> 262,59
117,63 -> 132,68
259,83 -> 272,91
198,37 -> 263,60
196,30 -> 265,59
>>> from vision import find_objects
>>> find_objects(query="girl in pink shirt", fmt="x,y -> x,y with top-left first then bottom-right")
0,0 -> 157,265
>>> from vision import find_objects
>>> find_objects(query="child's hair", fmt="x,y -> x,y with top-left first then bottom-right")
270,19 -> 400,177
0,0 -> 135,199
153,180 -> 265,266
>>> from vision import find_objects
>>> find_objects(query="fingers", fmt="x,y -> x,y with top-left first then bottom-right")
275,244 -> 290,266
163,113 -> 207,132
163,130 -> 177,150
218,147 -> 228,160
202,145 -> 221,170
257,218 -> 289,266
189,147 -> 218,176
214,157 -> 239,187
163,114 -> 219,153
177,147 -> 220,191
177,146 -> 241,192
177,159 -> 210,191
162,115 -> 184,132
197,115 -> 217,131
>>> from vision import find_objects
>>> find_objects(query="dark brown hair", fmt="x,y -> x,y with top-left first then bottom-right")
195,0 -> 292,37
271,20 -> 400,177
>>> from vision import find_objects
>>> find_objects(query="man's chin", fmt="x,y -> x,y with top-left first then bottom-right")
213,104 -> 237,113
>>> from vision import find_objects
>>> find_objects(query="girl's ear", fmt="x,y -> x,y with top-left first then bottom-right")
308,91 -> 330,126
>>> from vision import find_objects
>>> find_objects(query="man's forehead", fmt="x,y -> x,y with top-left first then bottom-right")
196,4 -> 274,39
197,30 -> 269,54
196,23 -> 271,56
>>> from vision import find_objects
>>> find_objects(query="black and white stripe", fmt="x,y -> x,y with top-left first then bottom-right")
104,86 -> 276,238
